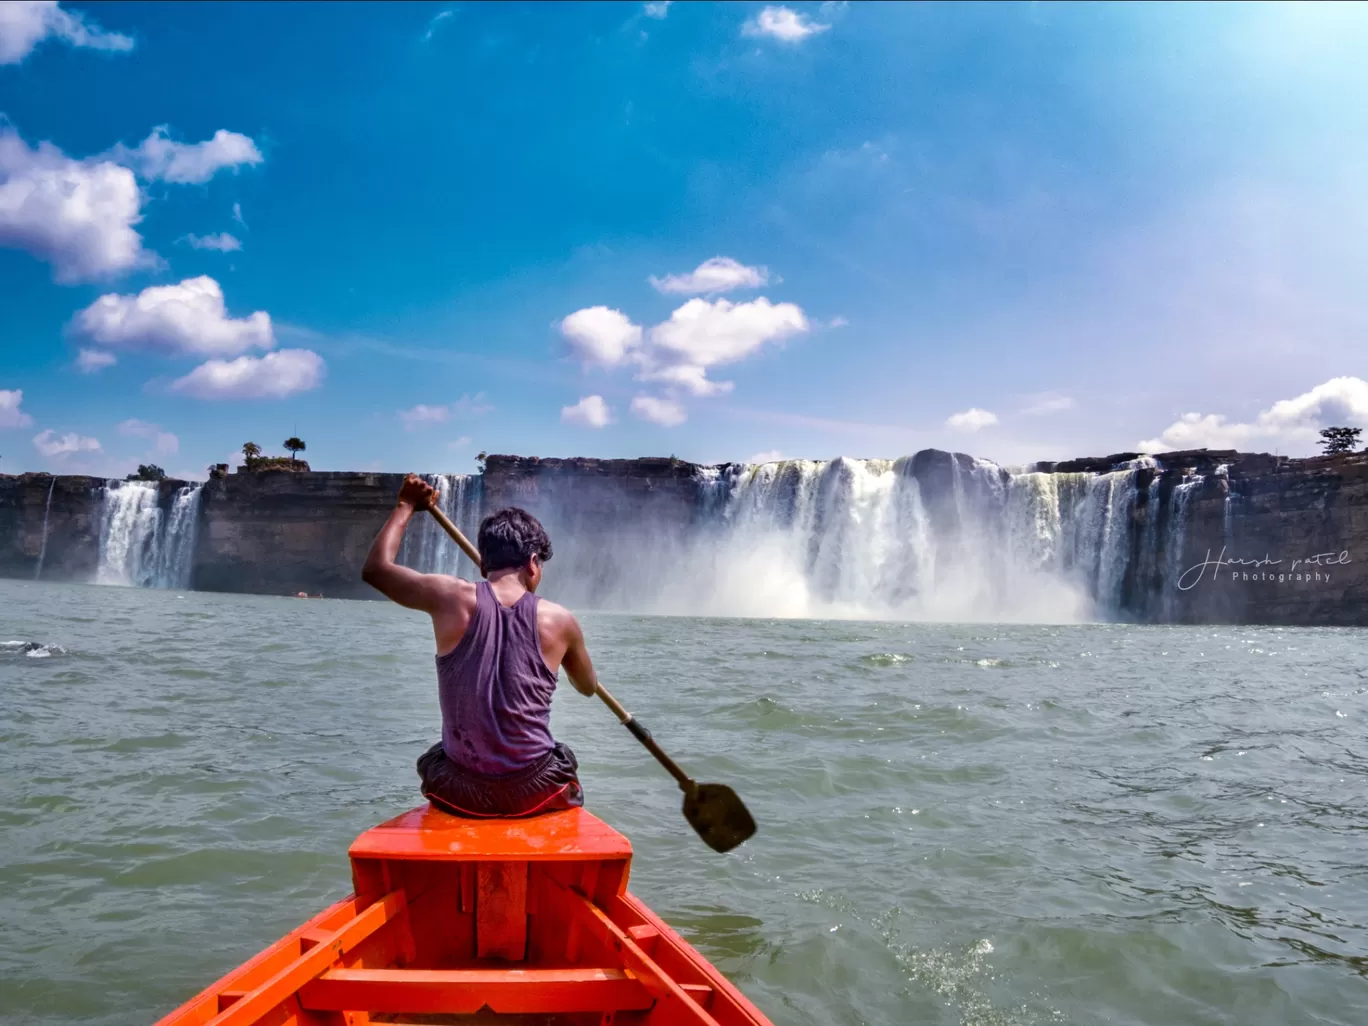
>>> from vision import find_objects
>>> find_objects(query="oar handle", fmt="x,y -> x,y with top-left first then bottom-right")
428,505 -> 481,568
594,682 -> 696,793
422,500 -> 696,793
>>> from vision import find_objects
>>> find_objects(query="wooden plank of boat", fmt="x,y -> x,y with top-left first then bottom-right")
153,805 -> 774,1025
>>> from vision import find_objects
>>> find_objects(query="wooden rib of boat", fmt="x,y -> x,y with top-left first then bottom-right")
154,804 -> 774,1025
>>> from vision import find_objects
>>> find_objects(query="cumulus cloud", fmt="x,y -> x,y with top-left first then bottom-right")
169,349 -> 324,400
117,417 -> 178,455
1137,377 -> 1368,455
398,404 -> 450,429
110,127 -> 263,185
0,1 -> 133,65
742,5 -> 829,43
183,232 -> 242,252
630,395 -> 687,427
643,1 -> 672,18
649,257 -> 769,295
559,306 -> 642,366
749,449 -> 784,464
72,276 -> 273,358
1021,393 -> 1075,416
75,348 -> 116,373
0,388 -> 34,428
642,296 -> 808,396
0,125 -> 151,282
561,395 -> 613,428
946,407 -> 999,432
32,428 -> 100,458
398,394 -> 491,430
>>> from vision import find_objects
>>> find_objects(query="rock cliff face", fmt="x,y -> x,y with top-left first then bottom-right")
1,449 -> 1365,624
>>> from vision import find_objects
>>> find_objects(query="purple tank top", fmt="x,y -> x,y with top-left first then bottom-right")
437,581 -> 558,775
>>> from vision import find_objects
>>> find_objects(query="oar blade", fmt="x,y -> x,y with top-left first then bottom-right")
683,782 -> 757,853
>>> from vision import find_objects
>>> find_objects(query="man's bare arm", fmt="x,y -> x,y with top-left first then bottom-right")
560,616 -> 599,697
361,475 -> 451,613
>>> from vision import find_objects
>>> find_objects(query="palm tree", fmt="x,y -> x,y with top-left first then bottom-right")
283,436 -> 306,467
241,442 -> 262,469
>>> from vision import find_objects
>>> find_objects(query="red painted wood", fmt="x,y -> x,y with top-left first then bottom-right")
298,967 -> 653,1014
348,805 -> 632,862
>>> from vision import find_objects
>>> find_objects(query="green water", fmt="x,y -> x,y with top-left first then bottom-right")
2,578 -> 1366,1025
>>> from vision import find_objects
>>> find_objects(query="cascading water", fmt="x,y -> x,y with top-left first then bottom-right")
97,482 -> 162,586
400,474 -> 483,577
96,481 -> 205,588
33,478 -> 56,581
155,485 -> 204,588
533,453 -> 1201,622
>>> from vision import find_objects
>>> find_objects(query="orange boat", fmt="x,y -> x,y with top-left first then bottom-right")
155,804 -> 774,1025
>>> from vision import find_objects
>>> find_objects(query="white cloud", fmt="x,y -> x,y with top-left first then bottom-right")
169,349 -> 325,400
1021,393 -> 1075,416
32,428 -> 100,458
184,232 -> 242,252
742,5 -> 829,43
0,126 -> 150,283
72,276 -> 273,357
117,417 -> 157,437
649,257 -> 769,295
1137,376 -> 1368,455
232,202 -> 246,228
0,1 -> 133,64
559,306 -> 642,366
643,296 -> 808,396
644,1 -> 672,18
111,127 -> 263,185
76,348 -> 116,373
398,404 -> 450,430
561,395 -> 613,428
630,395 -> 687,427
422,8 -> 454,41
749,449 -> 784,464
448,435 -> 472,449
398,395 -> 491,429
0,389 -> 34,428
116,417 -> 178,455
828,316 -> 849,328
946,407 -> 999,432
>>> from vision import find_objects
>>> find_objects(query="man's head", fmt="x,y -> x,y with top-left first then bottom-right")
477,506 -> 552,587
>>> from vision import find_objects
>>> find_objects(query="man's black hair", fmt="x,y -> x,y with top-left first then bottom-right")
477,507 -> 553,575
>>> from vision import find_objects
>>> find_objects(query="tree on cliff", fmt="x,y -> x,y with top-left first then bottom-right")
127,464 -> 165,481
283,437 -> 306,466
1319,426 -> 1362,455
241,442 -> 262,469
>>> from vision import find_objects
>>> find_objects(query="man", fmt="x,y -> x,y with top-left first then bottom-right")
362,474 -> 598,817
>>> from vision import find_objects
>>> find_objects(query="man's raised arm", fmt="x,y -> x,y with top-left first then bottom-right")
362,474 -> 451,612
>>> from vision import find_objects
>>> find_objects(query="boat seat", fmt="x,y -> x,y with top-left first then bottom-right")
349,803 -> 634,862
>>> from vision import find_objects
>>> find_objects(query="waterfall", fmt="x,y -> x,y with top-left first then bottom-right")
97,482 -> 162,586
33,477 -> 56,580
96,481 -> 204,588
401,474 -> 483,578
524,452 -> 1212,622
155,485 -> 204,589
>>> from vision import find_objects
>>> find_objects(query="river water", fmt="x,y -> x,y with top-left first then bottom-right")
1,578 -> 1366,1025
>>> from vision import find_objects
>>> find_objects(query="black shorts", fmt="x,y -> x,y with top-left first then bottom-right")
417,741 -> 585,818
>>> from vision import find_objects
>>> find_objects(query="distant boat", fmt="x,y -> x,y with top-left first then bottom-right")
153,804 -> 774,1024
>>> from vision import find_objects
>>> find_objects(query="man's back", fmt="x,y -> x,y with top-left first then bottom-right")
361,478 -> 597,816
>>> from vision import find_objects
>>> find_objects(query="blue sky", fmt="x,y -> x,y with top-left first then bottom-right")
2,1 -> 1367,478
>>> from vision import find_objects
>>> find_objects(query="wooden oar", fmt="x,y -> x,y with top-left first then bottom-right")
426,504 -> 757,853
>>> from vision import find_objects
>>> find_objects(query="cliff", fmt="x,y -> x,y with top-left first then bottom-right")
1,449 -> 1365,624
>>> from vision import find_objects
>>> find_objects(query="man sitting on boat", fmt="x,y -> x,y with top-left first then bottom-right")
362,475 -> 599,817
